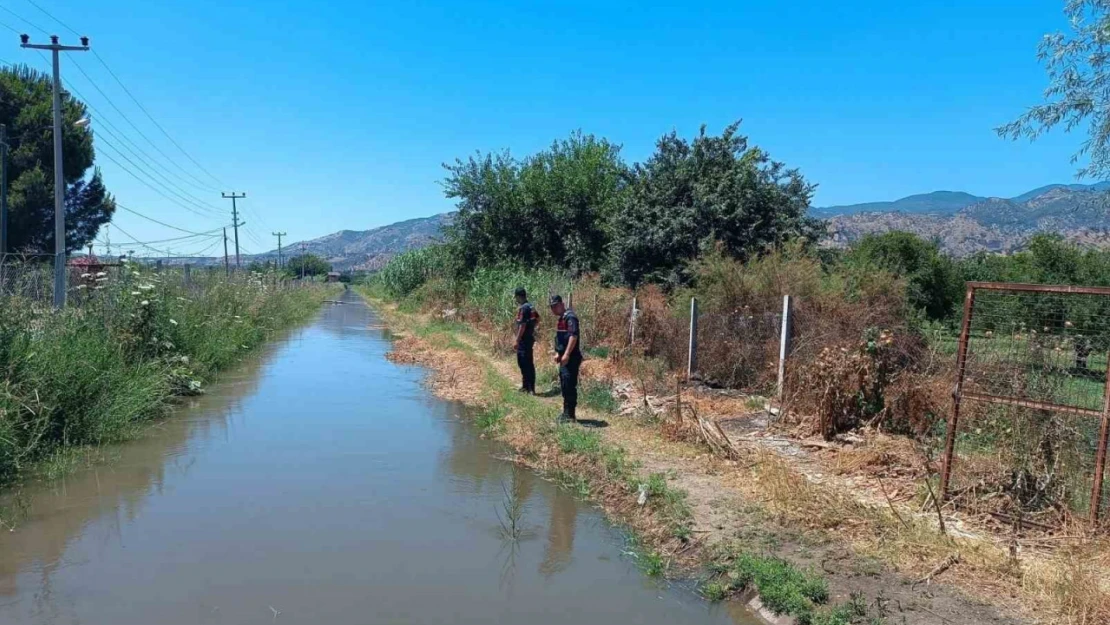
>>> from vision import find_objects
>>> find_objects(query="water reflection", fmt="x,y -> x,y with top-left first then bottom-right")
0,339 -> 278,603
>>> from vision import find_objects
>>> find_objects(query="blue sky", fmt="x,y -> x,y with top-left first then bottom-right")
0,0 -> 1089,256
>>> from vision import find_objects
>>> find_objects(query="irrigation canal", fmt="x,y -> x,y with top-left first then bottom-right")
0,291 -> 757,624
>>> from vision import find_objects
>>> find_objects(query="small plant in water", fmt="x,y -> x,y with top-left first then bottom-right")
496,465 -> 530,541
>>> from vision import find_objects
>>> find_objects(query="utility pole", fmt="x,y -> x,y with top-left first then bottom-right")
300,242 -> 306,280
222,227 -> 230,277
21,34 -> 90,309
272,231 -> 286,268
221,192 -> 246,267
0,124 -> 8,258
104,224 -> 111,257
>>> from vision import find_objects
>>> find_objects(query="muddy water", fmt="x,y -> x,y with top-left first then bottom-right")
0,292 -> 757,625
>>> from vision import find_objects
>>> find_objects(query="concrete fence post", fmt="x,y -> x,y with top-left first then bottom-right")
183,263 -> 191,288
154,259 -> 163,273
776,295 -> 793,401
687,297 -> 698,381
629,296 -> 638,346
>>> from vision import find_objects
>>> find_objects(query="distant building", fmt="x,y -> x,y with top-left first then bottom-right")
325,271 -> 341,283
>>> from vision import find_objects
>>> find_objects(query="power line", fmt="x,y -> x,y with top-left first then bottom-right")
25,0 -> 80,38
66,55 -> 220,193
0,4 -> 47,36
90,49 -> 227,188
115,202 -> 224,235
0,17 -> 21,35
96,146 -> 222,220
118,230 -> 221,246
95,133 -> 224,216
113,222 -> 220,257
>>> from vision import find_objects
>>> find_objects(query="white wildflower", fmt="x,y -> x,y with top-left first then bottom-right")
139,284 -> 155,291
131,291 -> 141,296
80,273 -> 91,279
141,300 -> 149,306
169,319 -> 178,326
95,272 -> 107,277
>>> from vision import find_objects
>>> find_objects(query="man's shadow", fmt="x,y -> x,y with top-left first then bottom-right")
576,419 -> 609,429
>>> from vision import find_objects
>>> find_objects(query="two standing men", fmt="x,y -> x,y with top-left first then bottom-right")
514,289 -> 582,424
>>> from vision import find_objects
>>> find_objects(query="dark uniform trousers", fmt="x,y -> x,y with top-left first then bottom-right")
559,352 -> 581,418
517,339 -> 536,393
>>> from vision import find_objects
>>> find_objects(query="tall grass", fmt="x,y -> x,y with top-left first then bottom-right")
0,263 -> 328,486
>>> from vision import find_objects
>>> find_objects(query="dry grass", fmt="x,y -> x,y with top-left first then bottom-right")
734,450 -> 1110,624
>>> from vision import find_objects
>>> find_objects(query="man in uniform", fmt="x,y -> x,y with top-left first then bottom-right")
513,287 -> 538,394
549,294 -> 582,423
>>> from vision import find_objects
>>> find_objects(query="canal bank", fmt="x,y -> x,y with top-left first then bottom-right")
363,291 -> 1034,625
0,290 -> 758,625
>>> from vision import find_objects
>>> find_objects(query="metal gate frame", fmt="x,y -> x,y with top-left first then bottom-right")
939,281 -> 1110,524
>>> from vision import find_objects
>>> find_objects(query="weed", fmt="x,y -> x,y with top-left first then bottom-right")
476,406 -> 507,432
586,345 -> 610,359
581,379 -> 618,413
557,426 -> 601,456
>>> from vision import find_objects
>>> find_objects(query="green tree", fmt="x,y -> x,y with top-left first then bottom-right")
0,65 -> 114,253
284,253 -> 331,278
443,131 -> 626,273
844,232 -> 962,320
607,121 -> 819,288
999,0 -> 1110,178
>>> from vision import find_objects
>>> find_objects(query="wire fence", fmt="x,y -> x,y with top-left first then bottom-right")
0,256 -> 296,308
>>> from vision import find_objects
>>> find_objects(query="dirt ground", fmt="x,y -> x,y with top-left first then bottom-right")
375,306 -> 1077,625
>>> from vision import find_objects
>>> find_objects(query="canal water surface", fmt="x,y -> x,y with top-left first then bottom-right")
0,291 -> 756,625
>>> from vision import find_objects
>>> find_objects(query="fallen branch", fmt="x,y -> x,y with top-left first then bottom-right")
913,553 -> 960,587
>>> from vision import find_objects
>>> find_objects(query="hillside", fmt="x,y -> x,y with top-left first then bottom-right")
812,190 -> 985,218
824,184 -> 1110,255
250,213 -> 452,271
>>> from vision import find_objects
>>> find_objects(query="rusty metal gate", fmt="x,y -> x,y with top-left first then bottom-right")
940,282 -> 1110,526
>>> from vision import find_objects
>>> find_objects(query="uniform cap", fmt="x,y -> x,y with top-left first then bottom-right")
548,294 -> 563,306
514,287 -> 527,298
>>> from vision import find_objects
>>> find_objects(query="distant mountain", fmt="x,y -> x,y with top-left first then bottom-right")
812,191 -> 985,218
249,213 -> 453,271
823,183 -> 1110,256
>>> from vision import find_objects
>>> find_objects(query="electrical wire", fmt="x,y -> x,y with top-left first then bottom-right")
115,203 -> 226,236
25,0 -> 80,38
0,17 -> 21,35
90,112 -> 225,210
96,134 -> 224,217
67,56 -> 221,193
114,222 -> 220,257
96,147 -> 223,220
90,49 -> 228,189
0,4 -> 47,36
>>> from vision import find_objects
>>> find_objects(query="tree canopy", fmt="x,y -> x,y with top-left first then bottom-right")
440,122 -> 818,288
0,64 -> 114,254
843,232 -> 962,320
284,253 -> 331,278
999,0 -> 1110,178
607,122 -> 819,287
443,131 -> 625,273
